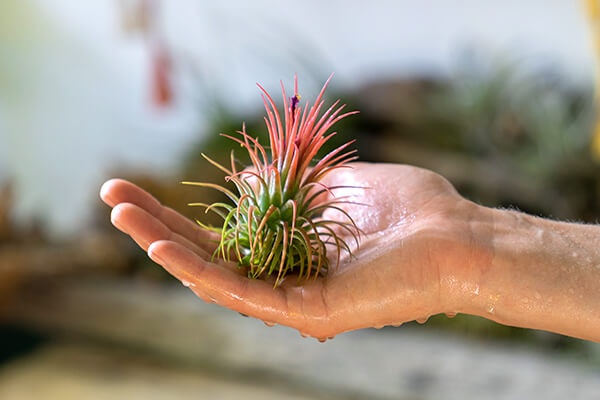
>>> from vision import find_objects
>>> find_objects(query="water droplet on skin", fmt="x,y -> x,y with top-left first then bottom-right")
317,337 -> 327,343
391,323 -> 403,328
238,312 -> 249,318
327,336 -> 335,340
446,312 -> 457,319
486,295 -> 499,314
299,332 -> 309,338
181,280 -> 195,288
535,228 -> 544,240
264,321 -> 276,327
373,325 -> 385,330
416,317 -> 429,324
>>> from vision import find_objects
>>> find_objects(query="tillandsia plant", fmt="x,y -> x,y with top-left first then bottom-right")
184,75 -> 361,286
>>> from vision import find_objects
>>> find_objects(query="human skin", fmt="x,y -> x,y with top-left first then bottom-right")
100,162 -> 600,342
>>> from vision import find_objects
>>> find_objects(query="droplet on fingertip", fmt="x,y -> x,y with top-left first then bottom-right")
263,321 -> 276,327
181,280 -> 195,288
445,312 -> 457,319
416,316 -> 429,324
317,337 -> 327,343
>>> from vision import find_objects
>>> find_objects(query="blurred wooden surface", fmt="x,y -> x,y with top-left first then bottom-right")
0,341 -> 317,400
2,277 -> 599,400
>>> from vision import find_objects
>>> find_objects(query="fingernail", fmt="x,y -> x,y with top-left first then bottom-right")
148,247 -> 164,265
110,207 -> 125,231
99,181 -> 114,204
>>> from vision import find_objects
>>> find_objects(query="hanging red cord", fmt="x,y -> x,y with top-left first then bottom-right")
146,0 -> 173,108
118,0 -> 174,108
150,42 -> 173,107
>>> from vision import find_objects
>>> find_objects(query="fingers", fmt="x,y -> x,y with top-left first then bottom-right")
148,240 -> 330,336
101,179 -> 339,337
100,178 -> 162,211
110,202 -> 213,258
101,178 -> 218,252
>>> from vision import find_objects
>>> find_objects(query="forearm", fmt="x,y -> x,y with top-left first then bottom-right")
470,207 -> 600,342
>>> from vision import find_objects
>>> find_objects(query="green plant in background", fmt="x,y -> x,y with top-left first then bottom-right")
424,52 -> 599,219
184,75 -> 360,285
440,52 -> 595,176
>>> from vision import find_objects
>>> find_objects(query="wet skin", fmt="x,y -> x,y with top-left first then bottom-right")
101,162 -> 600,342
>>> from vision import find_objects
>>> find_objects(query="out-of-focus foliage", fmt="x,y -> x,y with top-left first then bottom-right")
437,54 -> 594,178
434,56 -> 598,220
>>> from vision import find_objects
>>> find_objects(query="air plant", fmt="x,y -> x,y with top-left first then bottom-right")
184,75 -> 360,286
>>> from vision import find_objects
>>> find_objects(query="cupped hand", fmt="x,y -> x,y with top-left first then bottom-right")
100,162 -> 489,340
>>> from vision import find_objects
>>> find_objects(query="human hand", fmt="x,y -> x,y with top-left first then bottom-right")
100,162 -> 490,340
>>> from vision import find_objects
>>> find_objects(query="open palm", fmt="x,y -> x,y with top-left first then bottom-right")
101,162 -> 483,340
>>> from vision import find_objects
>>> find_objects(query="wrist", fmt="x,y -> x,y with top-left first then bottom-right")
467,208 -> 538,322
464,207 -> 600,341
435,200 -> 496,317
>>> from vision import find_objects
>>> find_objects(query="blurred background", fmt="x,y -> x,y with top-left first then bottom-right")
1,1 -> 600,399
